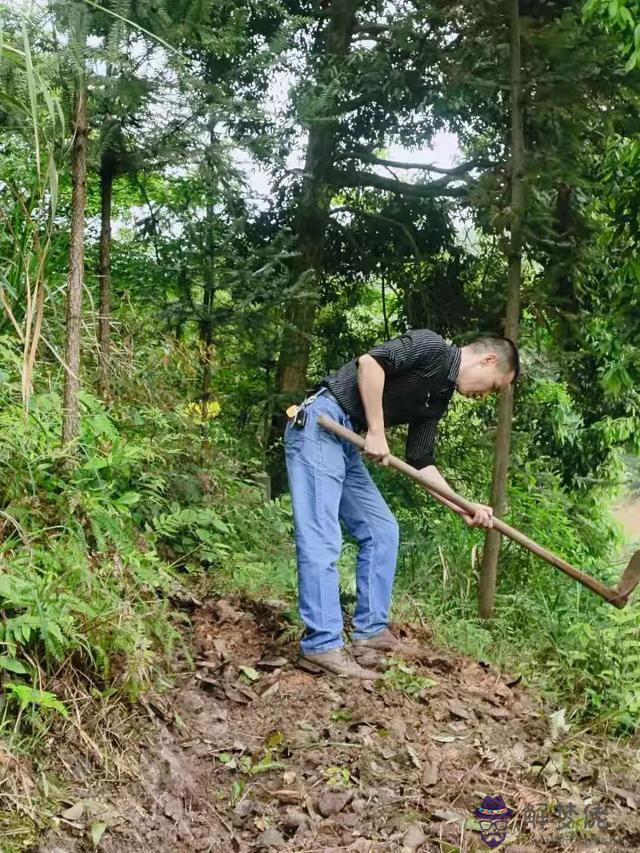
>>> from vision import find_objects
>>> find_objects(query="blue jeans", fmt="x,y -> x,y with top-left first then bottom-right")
285,392 -> 400,655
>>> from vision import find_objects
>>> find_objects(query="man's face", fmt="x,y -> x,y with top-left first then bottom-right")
457,355 -> 515,398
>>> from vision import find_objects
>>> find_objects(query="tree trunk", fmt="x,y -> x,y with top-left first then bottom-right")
548,184 -> 580,346
200,112 -> 216,422
62,79 -> 88,448
97,159 -> 113,401
268,0 -> 358,492
478,0 -> 524,619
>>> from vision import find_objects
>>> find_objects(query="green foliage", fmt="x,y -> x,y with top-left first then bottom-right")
4,683 -> 68,717
380,660 -> 438,697
583,0 -> 640,70
545,606 -> 640,730
0,333 -> 296,737
1,0 -> 640,760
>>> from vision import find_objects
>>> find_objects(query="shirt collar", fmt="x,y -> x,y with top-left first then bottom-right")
447,345 -> 461,388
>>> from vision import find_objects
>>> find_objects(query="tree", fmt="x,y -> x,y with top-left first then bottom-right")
478,0 -> 524,619
267,0 -> 499,489
92,15 -> 157,401
61,3 -> 88,448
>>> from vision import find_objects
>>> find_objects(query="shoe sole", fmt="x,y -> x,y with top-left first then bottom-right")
297,657 -> 377,681
352,644 -> 422,659
297,657 -> 342,676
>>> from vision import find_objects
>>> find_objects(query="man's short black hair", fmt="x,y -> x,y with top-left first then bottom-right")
469,336 -> 520,382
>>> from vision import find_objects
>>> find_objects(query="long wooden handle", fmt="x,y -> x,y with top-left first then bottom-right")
318,415 -> 622,607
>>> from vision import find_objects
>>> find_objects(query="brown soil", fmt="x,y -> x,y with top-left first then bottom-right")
34,597 -> 640,853
614,497 -> 640,542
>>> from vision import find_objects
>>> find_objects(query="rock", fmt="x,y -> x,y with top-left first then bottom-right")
317,789 -> 353,817
403,823 -> 426,849
257,827 -> 287,849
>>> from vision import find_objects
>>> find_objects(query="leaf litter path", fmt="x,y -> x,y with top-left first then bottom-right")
39,597 -> 640,853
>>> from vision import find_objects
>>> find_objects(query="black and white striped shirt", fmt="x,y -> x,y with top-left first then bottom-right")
321,329 -> 461,470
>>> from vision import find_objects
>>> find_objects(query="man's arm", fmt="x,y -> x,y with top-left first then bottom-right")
420,464 -> 493,528
357,354 -> 390,464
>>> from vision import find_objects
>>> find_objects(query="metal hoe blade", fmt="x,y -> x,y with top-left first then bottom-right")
613,551 -> 640,606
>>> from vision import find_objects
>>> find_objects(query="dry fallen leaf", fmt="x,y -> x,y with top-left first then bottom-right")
447,699 -> 472,721
271,789 -> 304,805
549,708 -> 571,742
431,809 -> 464,823
421,761 -> 439,787
257,656 -> 288,670
61,802 -> 84,821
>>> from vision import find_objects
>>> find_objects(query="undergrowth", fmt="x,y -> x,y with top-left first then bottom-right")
1,331 -> 639,777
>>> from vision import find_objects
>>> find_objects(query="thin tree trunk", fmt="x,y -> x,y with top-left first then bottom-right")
478,0 -> 524,619
268,0 -> 358,492
98,159 -> 113,401
62,79 -> 88,448
381,273 -> 390,340
200,112 -> 216,422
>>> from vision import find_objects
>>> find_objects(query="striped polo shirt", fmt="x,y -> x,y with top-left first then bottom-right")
321,329 -> 461,470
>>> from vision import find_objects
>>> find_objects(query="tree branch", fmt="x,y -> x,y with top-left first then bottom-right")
329,204 -> 423,263
341,151 -> 498,174
353,22 -> 390,33
332,169 -> 470,198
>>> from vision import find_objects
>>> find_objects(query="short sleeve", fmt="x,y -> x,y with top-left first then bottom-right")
363,330 -> 448,378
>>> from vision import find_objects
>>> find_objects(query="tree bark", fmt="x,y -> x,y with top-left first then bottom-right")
478,0 -> 524,619
97,158 -> 113,401
62,79 -> 88,448
200,111 -> 216,422
268,0 -> 358,492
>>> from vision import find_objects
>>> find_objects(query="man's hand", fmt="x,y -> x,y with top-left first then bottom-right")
363,429 -> 390,465
462,502 -> 494,528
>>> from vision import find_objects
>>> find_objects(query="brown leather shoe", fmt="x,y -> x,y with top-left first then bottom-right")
299,647 -> 378,680
352,628 -> 422,660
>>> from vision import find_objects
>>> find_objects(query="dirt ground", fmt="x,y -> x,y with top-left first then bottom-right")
613,496 -> 640,543
28,595 -> 640,853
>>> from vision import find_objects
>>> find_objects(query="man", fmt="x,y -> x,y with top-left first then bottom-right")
284,329 -> 519,680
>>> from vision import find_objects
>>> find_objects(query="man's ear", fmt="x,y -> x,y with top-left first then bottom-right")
483,352 -> 498,366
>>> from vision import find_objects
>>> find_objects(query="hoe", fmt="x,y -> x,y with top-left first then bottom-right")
318,416 -> 640,609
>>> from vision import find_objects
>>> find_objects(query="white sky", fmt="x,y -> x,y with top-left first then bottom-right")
3,0 -> 463,212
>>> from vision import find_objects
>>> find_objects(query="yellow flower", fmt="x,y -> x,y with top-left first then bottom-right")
183,400 -> 221,420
